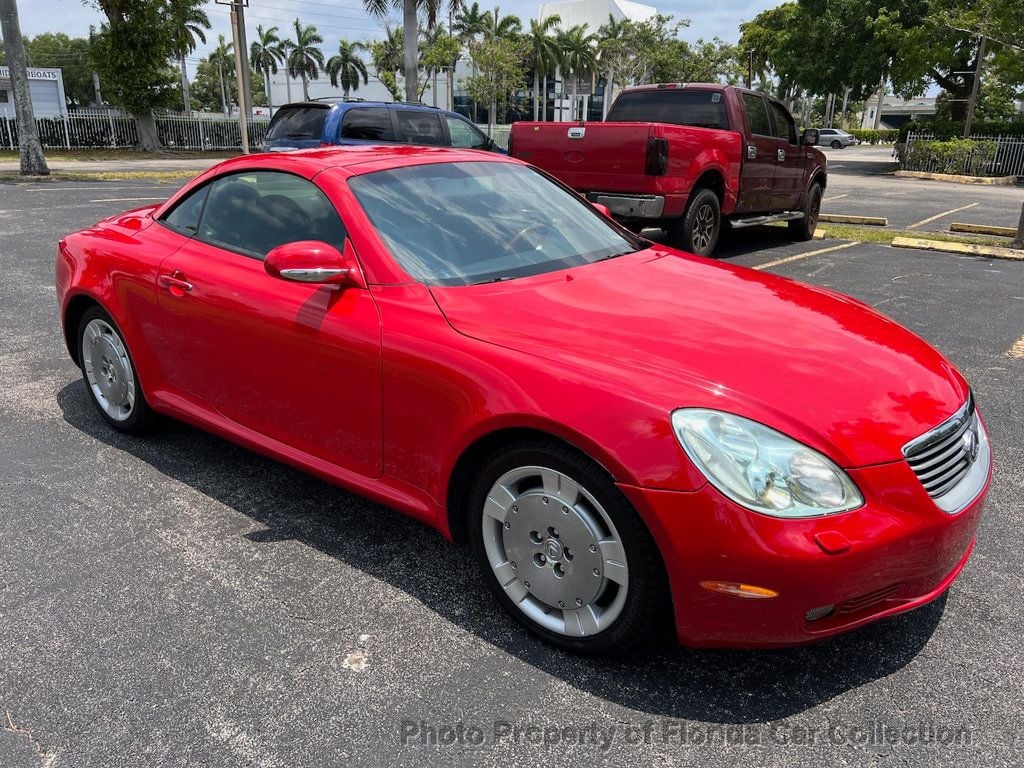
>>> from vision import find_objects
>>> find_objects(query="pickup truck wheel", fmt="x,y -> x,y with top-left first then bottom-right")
669,188 -> 720,256
788,182 -> 822,241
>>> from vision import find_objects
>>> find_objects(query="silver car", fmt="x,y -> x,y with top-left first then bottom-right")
817,128 -> 859,149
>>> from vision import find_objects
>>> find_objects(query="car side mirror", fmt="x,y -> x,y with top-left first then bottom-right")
591,202 -> 612,218
264,239 -> 365,288
801,128 -> 819,146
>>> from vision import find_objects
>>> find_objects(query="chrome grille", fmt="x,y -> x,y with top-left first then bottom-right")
903,395 -> 980,501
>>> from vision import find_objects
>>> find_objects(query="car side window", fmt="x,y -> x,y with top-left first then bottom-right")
160,185 -> 210,237
769,101 -> 798,145
742,93 -> 773,137
195,171 -> 347,260
340,107 -> 395,141
445,116 -> 489,149
395,110 -> 446,146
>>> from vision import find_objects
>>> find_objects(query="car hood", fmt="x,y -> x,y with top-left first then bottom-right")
430,247 -> 969,468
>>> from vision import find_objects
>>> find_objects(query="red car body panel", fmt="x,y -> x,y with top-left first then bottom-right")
56,146 -> 989,648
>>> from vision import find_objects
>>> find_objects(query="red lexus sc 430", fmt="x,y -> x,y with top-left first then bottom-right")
56,147 -> 991,651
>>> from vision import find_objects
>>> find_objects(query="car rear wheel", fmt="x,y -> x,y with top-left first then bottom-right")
469,440 -> 666,652
78,306 -> 153,433
830,139 -> 842,149
669,187 -> 720,257
788,182 -> 822,242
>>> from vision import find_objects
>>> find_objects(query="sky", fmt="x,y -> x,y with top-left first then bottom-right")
17,0 -> 780,69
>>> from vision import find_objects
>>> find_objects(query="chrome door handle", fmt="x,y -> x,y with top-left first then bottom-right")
747,145 -> 757,160
159,273 -> 193,292
777,149 -> 786,162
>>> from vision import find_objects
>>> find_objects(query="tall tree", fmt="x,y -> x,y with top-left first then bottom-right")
420,26 -> 460,106
0,0 -> 47,174
0,34 -> 95,108
364,0 -> 445,103
286,18 -> 324,101
369,25 -> 404,100
527,15 -> 561,120
209,34 -> 234,114
558,24 -> 597,121
89,0 -> 179,151
597,14 -> 628,118
327,40 -> 369,99
250,25 -> 285,110
454,2 -> 488,119
467,34 -> 526,131
167,0 -> 210,115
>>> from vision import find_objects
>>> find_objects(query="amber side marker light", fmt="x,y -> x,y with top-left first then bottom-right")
699,581 -> 780,599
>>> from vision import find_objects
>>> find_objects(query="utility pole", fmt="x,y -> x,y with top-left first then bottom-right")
217,0 -> 249,152
92,72 -> 103,106
0,0 -> 48,175
235,0 -> 252,119
963,35 -> 987,139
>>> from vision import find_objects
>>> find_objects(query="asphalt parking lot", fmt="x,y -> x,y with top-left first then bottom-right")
1,170 -> 1022,768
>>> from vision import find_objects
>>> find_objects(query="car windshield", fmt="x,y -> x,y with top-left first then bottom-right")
349,162 -> 641,286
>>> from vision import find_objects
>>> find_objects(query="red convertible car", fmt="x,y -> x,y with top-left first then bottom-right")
56,146 -> 991,651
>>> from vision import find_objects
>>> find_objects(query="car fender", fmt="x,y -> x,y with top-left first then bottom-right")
680,148 -> 740,215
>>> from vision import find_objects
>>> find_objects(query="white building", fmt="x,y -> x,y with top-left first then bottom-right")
0,66 -> 68,118
538,0 -> 657,30
539,0 -> 658,120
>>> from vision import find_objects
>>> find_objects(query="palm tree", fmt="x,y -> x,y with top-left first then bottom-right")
558,24 -> 597,121
363,1 -> 452,103
209,35 -> 234,115
167,0 -> 210,115
527,15 -> 560,121
481,5 -> 522,40
250,25 -> 285,110
597,14 -> 628,119
286,18 -> 325,101
454,2 -> 488,120
327,40 -> 369,99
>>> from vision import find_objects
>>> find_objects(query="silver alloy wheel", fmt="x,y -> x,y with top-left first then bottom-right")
692,203 -> 716,253
81,318 -> 136,422
481,465 -> 629,637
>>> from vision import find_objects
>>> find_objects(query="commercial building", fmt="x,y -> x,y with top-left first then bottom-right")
0,66 -> 68,118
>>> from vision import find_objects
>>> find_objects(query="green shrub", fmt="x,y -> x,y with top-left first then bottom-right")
849,128 -> 899,144
897,138 -> 1000,176
898,119 -> 1024,142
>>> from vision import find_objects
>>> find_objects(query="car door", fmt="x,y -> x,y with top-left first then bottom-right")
737,92 -> 776,214
154,170 -> 384,478
443,115 -> 492,151
768,99 -> 805,212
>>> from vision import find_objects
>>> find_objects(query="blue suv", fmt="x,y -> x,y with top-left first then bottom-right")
261,99 -> 504,153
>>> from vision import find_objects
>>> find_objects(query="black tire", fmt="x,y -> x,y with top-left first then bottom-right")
788,182 -> 822,242
77,306 -> 153,434
468,439 -> 668,653
667,187 -> 720,257
830,139 -> 842,149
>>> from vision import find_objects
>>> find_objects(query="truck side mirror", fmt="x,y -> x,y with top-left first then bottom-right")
802,128 -> 819,146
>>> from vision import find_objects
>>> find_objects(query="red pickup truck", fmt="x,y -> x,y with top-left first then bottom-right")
509,83 -> 827,256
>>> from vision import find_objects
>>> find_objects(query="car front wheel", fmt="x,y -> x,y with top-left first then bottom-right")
77,306 -> 153,433
470,441 -> 666,652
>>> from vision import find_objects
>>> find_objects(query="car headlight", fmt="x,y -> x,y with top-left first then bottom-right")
671,408 -> 863,518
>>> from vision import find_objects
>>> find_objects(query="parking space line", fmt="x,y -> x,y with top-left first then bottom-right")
1009,335 -> 1024,359
823,194 -> 848,202
907,202 -> 979,230
89,197 -> 164,203
754,241 -> 860,270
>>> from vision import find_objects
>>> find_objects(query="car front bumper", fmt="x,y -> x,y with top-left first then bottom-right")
618,458 -> 987,648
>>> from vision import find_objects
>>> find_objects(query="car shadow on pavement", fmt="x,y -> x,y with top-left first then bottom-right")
58,381 -> 946,724
642,225 -> 819,260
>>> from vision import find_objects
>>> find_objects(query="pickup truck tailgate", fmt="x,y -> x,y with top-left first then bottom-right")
512,122 -> 655,193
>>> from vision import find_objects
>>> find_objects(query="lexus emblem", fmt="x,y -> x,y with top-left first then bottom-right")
962,429 -> 980,464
